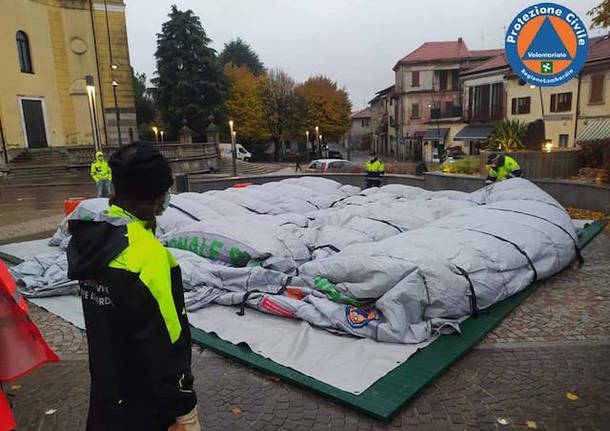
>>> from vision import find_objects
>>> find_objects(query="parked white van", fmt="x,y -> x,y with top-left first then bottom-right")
218,143 -> 252,161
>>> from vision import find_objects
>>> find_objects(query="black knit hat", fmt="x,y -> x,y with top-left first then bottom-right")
109,142 -> 173,201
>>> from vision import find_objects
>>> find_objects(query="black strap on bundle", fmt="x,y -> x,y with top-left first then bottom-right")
312,244 -> 341,253
236,276 -> 292,316
467,228 -> 538,283
367,218 -> 403,233
484,207 -> 584,267
455,265 -> 479,318
236,290 -> 258,316
168,203 -> 201,222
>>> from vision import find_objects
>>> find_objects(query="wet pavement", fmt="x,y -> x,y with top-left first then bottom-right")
5,229 -> 609,430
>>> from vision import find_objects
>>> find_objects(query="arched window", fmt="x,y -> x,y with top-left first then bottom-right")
16,31 -> 33,74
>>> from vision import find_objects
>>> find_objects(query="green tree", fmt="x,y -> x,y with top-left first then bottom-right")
224,64 -> 269,149
260,69 -> 301,161
132,71 -> 156,127
219,38 -> 265,75
588,0 -> 610,29
152,5 -> 227,137
295,76 -> 352,142
488,119 -> 527,152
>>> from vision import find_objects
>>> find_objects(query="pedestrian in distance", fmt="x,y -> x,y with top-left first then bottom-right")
295,152 -> 303,173
486,153 -> 522,184
365,152 -> 385,188
68,142 -> 201,431
90,151 -> 112,198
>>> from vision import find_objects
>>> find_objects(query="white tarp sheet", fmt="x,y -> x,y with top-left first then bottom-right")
28,294 -> 430,394
5,177 -> 584,392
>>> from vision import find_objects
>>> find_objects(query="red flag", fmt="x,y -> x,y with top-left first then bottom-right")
0,260 -> 59,382
0,389 -> 16,431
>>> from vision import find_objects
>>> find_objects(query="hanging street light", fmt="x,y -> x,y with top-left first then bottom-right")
152,126 -> 159,142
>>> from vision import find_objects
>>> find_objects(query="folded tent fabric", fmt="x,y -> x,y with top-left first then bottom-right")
11,177 -> 580,345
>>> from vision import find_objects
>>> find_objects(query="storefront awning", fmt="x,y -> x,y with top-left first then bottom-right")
453,125 -> 495,142
422,128 -> 449,141
576,120 -> 610,144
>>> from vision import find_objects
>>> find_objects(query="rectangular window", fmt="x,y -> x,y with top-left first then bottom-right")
511,97 -> 530,115
411,71 -> 420,87
559,134 -> 569,148
444,101 -> 454,114
589,75 -> 605,103
452,70 -> 459,91
439,70 -> 448,91
550,92 -> 572,112
411,103 -> 419,119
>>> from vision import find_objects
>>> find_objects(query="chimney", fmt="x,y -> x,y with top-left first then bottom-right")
458,37 -> 464,44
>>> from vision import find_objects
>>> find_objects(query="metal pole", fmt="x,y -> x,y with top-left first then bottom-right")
0,115 -> 8,165
88,0 -> 108,147
231,132 -> 237,177
112,83 -> 122,147
104,0 -> 122,148
229,121 -> 236,177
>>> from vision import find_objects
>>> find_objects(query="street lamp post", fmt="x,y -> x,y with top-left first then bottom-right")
315,126 -> 319,158
152,126 -> 158,142
229,120 -> 237,177
104,0 -> 122,148
86,75 -> 101,151
319,134 -> 323,158
305,130 -> 310,162
160,130 -> 165,142
111,78 -> 122,148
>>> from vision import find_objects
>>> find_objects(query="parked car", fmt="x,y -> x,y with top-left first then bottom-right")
307,159 -> 355,172
218,143 -> 252,161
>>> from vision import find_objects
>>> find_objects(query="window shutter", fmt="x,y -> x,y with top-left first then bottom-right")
511,98 -> 517,115
590,75 -> 604,103
550,94 -> 557,112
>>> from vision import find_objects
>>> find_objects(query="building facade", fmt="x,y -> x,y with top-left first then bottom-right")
349,108 -> 372,150
392,38 -> 501,161
369,85 -> 397,156
458,34 -> 610,154
1,0 -> 137,155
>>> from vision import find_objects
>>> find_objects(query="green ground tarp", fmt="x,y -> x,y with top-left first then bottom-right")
1,220 -> 605,421
189,220 -> 606,421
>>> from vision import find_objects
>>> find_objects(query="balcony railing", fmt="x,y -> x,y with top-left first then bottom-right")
466,106 -> 505,122
430,106 -> 463,120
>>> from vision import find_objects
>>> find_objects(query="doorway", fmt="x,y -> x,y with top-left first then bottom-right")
20,98 -> 49,148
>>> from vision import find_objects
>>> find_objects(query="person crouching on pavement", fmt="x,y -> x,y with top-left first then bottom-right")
365,152 -> 385,188
90,151 -> 113,198
68,142 -> 200,431
486,153 -> 522,184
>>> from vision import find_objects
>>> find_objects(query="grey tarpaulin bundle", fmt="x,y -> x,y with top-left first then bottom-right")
11,177 -> 579,344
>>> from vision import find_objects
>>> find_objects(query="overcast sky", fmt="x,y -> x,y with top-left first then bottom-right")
125,0 -> 606,110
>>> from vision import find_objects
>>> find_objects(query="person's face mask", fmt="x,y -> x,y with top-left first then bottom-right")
161,192 -> 171,214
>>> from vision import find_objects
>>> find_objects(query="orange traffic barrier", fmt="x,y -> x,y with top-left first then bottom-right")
64,197 -> 85,216
233,182 -> 253,189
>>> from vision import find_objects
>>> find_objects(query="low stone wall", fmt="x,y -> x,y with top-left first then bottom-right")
480,149 -> 581,179
190,172 -> 609,213
64,143 -> 218,174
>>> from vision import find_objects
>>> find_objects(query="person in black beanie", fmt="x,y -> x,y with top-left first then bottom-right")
67,142 -> 201,431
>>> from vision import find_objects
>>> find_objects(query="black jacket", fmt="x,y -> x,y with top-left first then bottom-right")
67,206 -> 196,431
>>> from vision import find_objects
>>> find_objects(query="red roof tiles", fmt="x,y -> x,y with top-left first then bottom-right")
351,108 -> 371,119
462,53 -> 509,76
394,39 -> 502,68
587,34 -> 610,63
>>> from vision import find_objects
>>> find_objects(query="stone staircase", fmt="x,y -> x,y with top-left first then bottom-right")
1,149 -> 85,184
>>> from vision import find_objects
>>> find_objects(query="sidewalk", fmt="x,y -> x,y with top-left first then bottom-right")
5,228 -> 609,430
